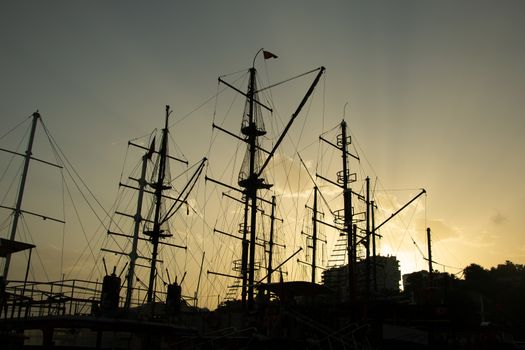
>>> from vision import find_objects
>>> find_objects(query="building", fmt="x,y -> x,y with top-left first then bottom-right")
322,255 -> 401,302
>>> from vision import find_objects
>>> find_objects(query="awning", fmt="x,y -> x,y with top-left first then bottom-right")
0,238 -> 35,257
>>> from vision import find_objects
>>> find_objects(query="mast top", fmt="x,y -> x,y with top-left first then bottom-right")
252,48 -> 263,68
252,48 -> 278,68
164,105 -> 171,130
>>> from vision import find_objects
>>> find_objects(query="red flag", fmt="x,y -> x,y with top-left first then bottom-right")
263,50 -> 278,59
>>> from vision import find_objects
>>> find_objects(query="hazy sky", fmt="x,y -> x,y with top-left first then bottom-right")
1,1 -> 525,305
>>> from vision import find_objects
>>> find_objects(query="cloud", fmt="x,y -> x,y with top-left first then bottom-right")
490,211 -> 507,225
415,218 -> 460,242
266,153 -> 314,198
373,192 -> 403,214
464,231 -> 500,248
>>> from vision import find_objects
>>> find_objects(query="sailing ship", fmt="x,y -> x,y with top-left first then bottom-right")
0,50 -> 331,348
0,108 -> 204,349
2,51 -> 510,349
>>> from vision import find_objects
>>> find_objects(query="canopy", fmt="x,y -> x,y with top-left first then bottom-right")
0,238 -> 35,257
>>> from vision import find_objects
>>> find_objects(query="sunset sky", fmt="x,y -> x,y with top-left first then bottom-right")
1,1 -> 524,306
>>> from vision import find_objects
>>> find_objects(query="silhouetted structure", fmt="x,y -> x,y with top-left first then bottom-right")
323,255 -> 401,301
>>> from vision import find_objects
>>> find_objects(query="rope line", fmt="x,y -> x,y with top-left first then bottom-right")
0,114 -> 32,141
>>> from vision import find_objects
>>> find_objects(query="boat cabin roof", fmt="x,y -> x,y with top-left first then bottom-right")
0,238 -> 35,257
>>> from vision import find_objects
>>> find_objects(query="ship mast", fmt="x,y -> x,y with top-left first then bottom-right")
3,112 -> 39,279
340,120 -> 355,302
318,118 -> 360,301
145,105 -> 173,303
298,186 -> 325,283
312,187 -> 318,283
365,176 -> 371,297
371,200 -> 377,292
124,139 -> 154,309
267,196 -> 276,289
238,66 -> 271,310
209,53 -> 325,310
427,227 -> 433,286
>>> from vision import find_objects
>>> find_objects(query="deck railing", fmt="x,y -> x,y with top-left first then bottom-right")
0,278 -> 178,319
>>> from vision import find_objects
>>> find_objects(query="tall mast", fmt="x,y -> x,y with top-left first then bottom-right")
195,251 -> 205,307
240,196 -> 249,307
312,187 -> 318,283
246,67 -> 259,309
340,120 -> 354,302
427,227 -> 433,286
124,140 -> 153,309
214,56 -> 324,310
365,176 -> 371,297
3,112 -> 39,279
145,106 -> 172,303
371,200 -> 377,292
236,63 -> 273,310
267,196 -> 276,289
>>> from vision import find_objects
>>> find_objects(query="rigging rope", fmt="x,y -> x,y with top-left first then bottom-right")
20,215 -> 50,281
0,161 -> 23,208
38,118 -> 138,279
172,73 -> 247,129
0,125 -> 29,186
40,119 -> 124,235
256,67 -> 322,93
162,158 -> 206,223
298,153 -> 334,215
62,172 -> 101,276
0,114 -> 32,141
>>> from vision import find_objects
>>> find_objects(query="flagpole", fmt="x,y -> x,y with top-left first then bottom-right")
252,48 -> 264,68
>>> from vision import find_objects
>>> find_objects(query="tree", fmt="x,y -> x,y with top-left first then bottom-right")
463,263 -> 489,292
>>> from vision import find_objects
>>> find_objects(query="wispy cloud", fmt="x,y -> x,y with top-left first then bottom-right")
266,153 -> 314,198
415,218 -> 460,242
490,211 -> 507,225
464,231 -> 500,248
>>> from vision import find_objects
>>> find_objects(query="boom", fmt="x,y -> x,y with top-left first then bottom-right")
374,189 -> 426,232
